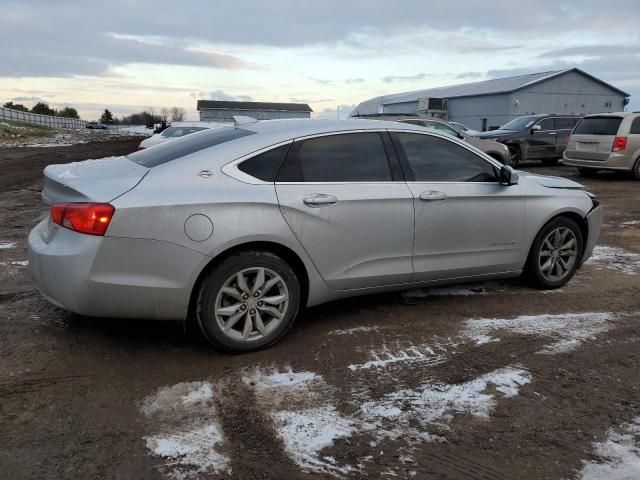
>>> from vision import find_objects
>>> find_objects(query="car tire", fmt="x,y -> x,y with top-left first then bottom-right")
196,251 -> 301,352
632,159 -> 640,181
577,167 -> 599,177
524,216 -> 584,290
541,158 -> 559,166
508,145 -> 521,168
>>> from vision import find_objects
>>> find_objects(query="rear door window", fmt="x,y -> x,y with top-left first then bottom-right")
277,133 -> 392,182
555,118 -> 575,130
128,127 -> 255,167
574,117 -> 623,135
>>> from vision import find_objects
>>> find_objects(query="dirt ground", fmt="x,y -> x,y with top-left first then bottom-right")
1,139 -> 639,480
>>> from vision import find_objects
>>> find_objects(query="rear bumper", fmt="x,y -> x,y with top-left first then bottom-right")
28,219 -> 208,320
563,152 -> 632,171
580,205 -> 603,266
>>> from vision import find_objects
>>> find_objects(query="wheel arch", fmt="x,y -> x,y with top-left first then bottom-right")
187,240 -> 310,320
525,209 -> 589,266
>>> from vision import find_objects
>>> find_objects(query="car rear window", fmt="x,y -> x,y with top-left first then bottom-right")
160,126 -> 209,138
128,127 -> 255,167
574,117 -> 623,136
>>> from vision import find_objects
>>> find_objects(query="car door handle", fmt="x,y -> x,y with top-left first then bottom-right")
419,191 -> 447,202
303,194 -> 338,207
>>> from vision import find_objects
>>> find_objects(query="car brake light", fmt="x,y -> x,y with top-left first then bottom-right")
50,203 -> 115,236
612,136 -> 627,152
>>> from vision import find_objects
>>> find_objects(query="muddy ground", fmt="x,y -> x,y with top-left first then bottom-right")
1,139 -> 639,480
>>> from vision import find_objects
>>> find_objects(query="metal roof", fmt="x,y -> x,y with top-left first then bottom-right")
351,68 -> 630,116
197,100 -> 312,113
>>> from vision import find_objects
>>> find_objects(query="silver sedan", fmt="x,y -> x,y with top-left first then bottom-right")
28,118 -> 602,352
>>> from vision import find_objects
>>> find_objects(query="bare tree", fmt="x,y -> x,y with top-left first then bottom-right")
159,107 -> 171,122
170,107 -> 186,122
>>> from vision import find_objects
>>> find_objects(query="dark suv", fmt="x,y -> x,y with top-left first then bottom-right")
475,114 -> 582,167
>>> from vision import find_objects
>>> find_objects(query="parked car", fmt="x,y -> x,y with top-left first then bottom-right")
138,121 -> 225,150
563,112 -> 640,179
28,119 -> 602,352
371,116 -> 511,164
449,121 -> 480,136
86,122 -> 107,130
475,114 -> 582,167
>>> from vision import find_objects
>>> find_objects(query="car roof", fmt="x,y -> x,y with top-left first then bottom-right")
242,118 -> 427,139
582,112 -> 632,118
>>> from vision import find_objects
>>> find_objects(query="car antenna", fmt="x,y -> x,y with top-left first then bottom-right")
233,115 -> 258,126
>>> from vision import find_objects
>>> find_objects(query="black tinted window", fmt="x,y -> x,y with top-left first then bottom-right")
555,118 -> 576,130
537,118 -> 555,130
574,117 -> 623,135
128,128 -> 255,167
630,117 -> 640,135
277,133 -> 392,182
396,133 -> 498,182
238,144 -> 291,181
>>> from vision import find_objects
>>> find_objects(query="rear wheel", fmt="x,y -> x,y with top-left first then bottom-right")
525,217 -> 583,290
632,159 -> 640,181
541,158 -> 559,166
577,167 -> 599,177
196,251 -> 300,352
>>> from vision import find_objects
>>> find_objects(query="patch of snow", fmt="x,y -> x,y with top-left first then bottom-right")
462,312 -> 614,354
273,406 -> 356,475
348,344 -> 448,371
586,245 -> 640,274
140,381 -> 230,478
329,326 -> 381,335
0,241 -> 17,249
580,417 -> 640,480
144,424 -> 230,479
620,220 -> 640,227
0,260 -> 28,267
359,366 -> 531,435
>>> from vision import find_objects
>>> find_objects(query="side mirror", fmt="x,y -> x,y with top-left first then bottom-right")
500,165 -> 519,186
530,124 -> 542,134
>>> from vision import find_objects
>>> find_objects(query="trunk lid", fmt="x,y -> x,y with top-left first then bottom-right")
42,156 -> 149,205
566,116 -> 623,161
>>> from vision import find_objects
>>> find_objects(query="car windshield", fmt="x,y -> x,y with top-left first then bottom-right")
128,127 -> 255,167
160,126 -> 209,138
499,116 -> 541,131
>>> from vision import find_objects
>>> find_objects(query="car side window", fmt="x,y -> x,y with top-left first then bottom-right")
238,144 -> 291,181
537,118 -> 555,130
425,122 -> 459,137
555,118 -> 575,130
277,133 -> 392,182
394,133 -> 499,183
630,117 -> 640,135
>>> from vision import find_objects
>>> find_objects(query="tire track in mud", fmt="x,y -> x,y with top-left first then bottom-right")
215,376 -> 305,480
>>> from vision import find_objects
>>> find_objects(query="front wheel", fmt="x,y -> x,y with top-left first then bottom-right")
196,251 -> 301,352
508,145 -> 521,168
524,217 -> 583,290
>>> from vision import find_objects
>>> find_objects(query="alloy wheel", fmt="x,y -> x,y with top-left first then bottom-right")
538,227 -> 578,282
214,267 -> 289,342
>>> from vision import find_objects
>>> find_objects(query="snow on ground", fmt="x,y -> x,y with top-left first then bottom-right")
1,125 -> 149,148
620,220 -> 640,228
580,417 -> 640,480
0,241 -> 17,249
348,343 -> 449,371
586,245 -> 640,274
329,325 -> 381,335
140,381 -> 230,479
462,312 -> 615,354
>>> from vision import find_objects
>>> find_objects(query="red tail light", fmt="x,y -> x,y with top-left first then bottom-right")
136,146 -> 145,151
612,136 -> 627,152
50,203 -> 115,236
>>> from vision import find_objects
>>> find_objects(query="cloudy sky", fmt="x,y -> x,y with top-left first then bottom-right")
2,0 -> 639,121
